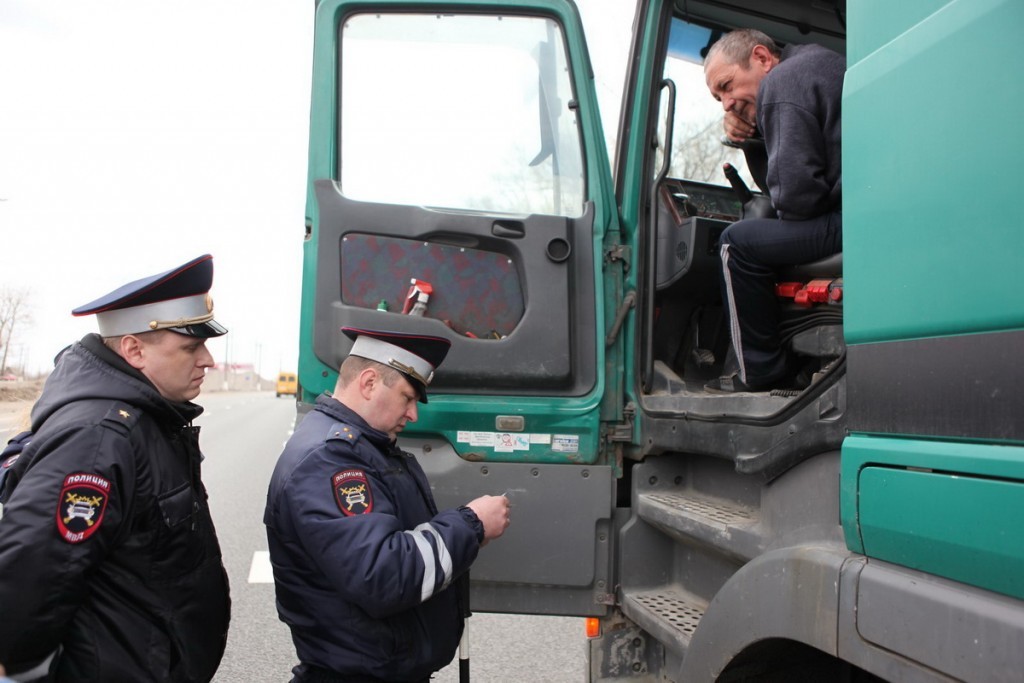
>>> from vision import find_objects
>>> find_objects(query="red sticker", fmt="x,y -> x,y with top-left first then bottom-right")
56,472 -> 110,543
333,469 -> 374,516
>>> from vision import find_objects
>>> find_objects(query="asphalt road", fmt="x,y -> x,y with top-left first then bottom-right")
193,391 -> 588,682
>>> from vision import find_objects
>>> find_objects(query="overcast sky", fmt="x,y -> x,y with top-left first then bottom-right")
0,0 -> 632,376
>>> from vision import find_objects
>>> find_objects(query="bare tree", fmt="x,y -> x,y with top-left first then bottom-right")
671,118 -> 742,183
0,287 -> 32,375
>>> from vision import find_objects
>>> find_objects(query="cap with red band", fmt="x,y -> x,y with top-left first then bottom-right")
342,327 -> 451,403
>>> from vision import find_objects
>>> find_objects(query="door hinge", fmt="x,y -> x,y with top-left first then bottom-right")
605,244 -> 631,272
607,402 -> 635,443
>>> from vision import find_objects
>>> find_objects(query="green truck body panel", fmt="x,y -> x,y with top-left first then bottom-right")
422,396 -> 605,465
844,0 -> 1024,345
844,436 -> 1024,600
846,0 -> 949,64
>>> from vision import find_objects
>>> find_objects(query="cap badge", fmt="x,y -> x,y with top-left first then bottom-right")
147,301 -> 216,331
387,358 -> 432,387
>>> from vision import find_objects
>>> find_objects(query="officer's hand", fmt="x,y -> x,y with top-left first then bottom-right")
724,110 -> 756,143
466,494 -> 511,545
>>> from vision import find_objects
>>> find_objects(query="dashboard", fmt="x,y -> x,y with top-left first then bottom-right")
660,177 -> 745,223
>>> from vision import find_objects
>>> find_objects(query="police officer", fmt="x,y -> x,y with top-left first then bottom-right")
265,327 -> 511,683
0,254 -> 231,682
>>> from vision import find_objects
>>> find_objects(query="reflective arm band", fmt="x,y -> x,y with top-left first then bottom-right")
403,522 -> 454,602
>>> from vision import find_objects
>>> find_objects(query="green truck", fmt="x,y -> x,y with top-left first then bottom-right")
295,0 -> 1024,679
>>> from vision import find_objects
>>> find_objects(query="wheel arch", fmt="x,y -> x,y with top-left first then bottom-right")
680,545 -> 848,680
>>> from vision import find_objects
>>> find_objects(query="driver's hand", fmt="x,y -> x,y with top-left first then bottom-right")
724,110 -> 756,143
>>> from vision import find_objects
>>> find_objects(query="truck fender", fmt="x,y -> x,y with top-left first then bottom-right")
680,545 -> 848,680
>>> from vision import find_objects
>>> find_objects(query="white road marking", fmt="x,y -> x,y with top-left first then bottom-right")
248,550 -> 275,583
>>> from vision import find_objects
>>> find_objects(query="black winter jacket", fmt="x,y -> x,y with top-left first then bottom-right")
0,334 -> 230,682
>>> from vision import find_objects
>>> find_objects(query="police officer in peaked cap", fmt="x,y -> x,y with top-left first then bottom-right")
265,327 -> 512,682
0,254 -> 231,682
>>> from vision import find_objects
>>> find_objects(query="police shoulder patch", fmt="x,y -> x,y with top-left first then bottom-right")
56,472 -> 111,543
332,469 -> 374,516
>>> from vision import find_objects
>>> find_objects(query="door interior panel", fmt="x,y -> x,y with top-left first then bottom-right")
313,180 -> 598,396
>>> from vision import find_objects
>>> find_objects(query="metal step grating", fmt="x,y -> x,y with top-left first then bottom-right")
645,491 -> 754,527
631,590 -> 705,637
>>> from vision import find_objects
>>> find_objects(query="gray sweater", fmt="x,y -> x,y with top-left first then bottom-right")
758,43 -> 845,220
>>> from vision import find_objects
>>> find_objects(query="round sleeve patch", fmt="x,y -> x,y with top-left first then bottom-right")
332,469 -> 374,516
56,472 -> 111,543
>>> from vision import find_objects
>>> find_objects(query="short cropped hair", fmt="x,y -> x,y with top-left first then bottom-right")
102,329 -> 168,353
706,28 -> 781,67
338,355 -> 404,390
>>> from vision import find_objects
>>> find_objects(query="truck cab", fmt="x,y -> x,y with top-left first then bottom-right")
296,0 -> 1024,679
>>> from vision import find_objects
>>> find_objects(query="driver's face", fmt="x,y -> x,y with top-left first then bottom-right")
705,51 -> 768,127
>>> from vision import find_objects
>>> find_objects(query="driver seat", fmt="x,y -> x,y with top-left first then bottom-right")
779,251 -> 842,281
776,252 -> 844,359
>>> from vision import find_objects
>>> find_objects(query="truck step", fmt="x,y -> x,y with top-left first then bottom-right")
637,491 -> 764,562
621,588 -> 707,657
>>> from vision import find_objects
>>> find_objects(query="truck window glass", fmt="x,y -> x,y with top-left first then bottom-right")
339,12 -> 585,217
657,17 -> 754,188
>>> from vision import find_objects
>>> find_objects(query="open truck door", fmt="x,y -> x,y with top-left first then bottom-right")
299,0 -> 623,616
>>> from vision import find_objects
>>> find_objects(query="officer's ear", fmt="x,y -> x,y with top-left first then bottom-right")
355,366 -> 380,402
119,334 -> 147,370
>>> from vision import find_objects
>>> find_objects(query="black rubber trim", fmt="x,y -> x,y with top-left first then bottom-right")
847,329 -> 1024,442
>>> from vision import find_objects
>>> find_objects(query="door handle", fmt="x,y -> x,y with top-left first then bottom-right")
492,220 -> 525,238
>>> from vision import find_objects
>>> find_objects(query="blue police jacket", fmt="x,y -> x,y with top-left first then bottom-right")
264,394 -> 483,681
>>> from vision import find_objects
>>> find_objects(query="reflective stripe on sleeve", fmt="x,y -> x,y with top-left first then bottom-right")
403,522 -> 454,602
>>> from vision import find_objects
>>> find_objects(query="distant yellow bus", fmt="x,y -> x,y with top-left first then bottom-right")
275,372 -> 297,398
